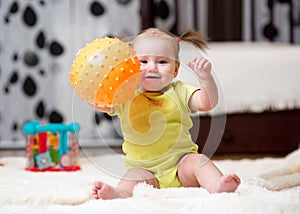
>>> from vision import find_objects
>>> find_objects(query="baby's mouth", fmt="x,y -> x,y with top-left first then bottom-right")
145,75 -> 161,79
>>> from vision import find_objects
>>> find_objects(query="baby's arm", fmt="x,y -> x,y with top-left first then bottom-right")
187,57 -> 218,112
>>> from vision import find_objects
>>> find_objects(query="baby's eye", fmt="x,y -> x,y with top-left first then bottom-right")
158,60 -> 167,64
139,59 -> 148,64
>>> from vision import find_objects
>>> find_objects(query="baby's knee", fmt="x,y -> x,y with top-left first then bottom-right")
197,153 -> 210,166
181,153 -> 209,165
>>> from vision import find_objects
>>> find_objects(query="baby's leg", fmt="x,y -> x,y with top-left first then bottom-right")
92,168 -> 158,200
178,153 -> 240,193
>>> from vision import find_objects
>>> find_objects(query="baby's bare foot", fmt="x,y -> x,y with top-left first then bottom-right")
92,181 -> 128,200
213,174 -> 241,193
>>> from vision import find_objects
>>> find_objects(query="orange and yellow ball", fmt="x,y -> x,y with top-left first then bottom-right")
70,37 -> 141,107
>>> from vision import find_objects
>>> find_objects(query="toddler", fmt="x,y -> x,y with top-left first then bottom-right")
92,28 -> 240,200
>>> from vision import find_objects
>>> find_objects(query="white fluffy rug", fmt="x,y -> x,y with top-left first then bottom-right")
0,151 -> 300,214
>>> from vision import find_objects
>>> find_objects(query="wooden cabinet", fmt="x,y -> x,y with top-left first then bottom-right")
191,109 -> 300,155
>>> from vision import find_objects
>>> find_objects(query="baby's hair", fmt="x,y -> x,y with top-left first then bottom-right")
137,28 -> 208,51
179,29 -> 208,51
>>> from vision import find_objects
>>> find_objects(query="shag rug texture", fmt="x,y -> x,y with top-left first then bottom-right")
0,149 -> 300,214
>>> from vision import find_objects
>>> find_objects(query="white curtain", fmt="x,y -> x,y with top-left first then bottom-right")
0,0 -> 140,147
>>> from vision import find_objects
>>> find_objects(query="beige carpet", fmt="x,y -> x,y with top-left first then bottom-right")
0,150 -> 299,214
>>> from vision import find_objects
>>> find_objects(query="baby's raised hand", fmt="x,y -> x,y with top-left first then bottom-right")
187,57 -> 212,80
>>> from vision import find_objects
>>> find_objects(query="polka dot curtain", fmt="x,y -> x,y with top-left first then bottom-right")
0,0 -> 141,147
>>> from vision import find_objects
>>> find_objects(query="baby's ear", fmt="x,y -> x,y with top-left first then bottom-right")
174,62 -> 180,77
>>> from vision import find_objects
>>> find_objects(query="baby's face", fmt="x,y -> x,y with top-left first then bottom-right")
138,55 -> 178,91
133,34 -> 179,91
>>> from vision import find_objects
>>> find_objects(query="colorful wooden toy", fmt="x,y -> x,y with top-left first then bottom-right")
23,121 -> 81,172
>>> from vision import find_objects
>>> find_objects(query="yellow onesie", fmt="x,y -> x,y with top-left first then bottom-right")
111,81 -> 199,188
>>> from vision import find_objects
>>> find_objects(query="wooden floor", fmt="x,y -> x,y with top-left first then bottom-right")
0,147 -> 285,160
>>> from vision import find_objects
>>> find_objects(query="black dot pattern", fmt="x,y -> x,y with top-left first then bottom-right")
153,0 -> 175,32
155,0 -> 169,19
0,0 -> 141,146
36,31 -> 46,48
49,41 -> 64,56
10,71 -> 18,84
35,100 -> 45,118
90,1 -> 105,16
24,51 -> 39,66
49,110 -> 64,123
22,76 -> 37,97
22,6 -> 37,27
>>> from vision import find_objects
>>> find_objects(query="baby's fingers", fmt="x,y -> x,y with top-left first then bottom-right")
187,62 -> 194,71
193,57 -> 206,68
202,60 -> 212,72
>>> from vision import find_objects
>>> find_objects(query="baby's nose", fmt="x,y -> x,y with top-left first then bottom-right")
148,62 -> 158,72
